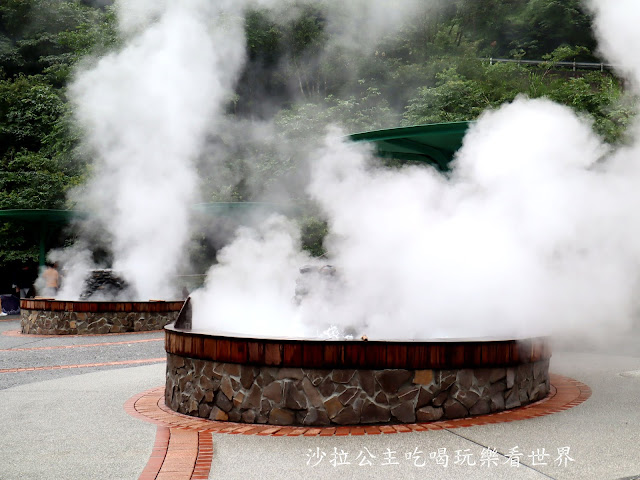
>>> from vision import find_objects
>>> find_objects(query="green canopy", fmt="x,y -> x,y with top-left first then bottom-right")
0,209 -> 87,223
1,122 -> 471,267
0,205 -> 296,267
0,209 -> 88,267
349,121 -> 471,170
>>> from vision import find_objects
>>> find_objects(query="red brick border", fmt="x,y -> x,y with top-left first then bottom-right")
125,389 -> 214,480
0,357 -> 165,374
0,337 -> 162,353
130,374 -> 591,435
2,328 -> 164,338
125,374 -> 590,479
0,316 -> 20,323
138,426 -> 170,480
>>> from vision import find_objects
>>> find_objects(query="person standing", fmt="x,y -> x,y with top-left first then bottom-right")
42,263 -> 60,297
16,265 -> 35,298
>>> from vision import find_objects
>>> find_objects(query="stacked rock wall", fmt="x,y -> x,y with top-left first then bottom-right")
20,299 -> 183,335
165,353 -> 550,426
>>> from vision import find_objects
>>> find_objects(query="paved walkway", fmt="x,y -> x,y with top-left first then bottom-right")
1,315 -> 639,479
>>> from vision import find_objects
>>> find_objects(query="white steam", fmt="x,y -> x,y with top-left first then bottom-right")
194,95 -> 640,339
315,0 -> 427,56
193,0 -> 640,340
62,0 -> 246,300
51,0 -> 640,341
54,0 -> 433,301
49,242 -> 98,300
194,216 -> 312,337
587,0 -> 640,92
303,99 -> 640,339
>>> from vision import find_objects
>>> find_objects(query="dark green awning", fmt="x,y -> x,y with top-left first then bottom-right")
349,121 -> 471,170
0,209 -> 87,223
0,205 -> 298,266
0,204 -> 296,223
1,122 -> 471,266
0,209 -> 88,267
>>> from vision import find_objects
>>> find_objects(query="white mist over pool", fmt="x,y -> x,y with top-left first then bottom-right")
192,95 -> 640,340
193,0 -> 640,340
57,0 -> 248,300
49,0 -> 640,341
53,0 -> 427,301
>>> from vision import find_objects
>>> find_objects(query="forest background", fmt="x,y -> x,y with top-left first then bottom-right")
0,0 -> 635,291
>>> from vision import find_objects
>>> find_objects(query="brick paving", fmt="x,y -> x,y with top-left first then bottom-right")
0,357 -> 165,374
0,337 -> 163,352
124,374 -> 590,479
2,328 -> 164,338
8,316 -> 635,480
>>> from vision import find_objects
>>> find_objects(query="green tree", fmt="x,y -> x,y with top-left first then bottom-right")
403,66 -> 494,124
0,75 -> 82,270
0,0 -> 109,272
0,150 -> 68,209
0,0 -> 117,84
508,0 -> 596,59
0,75 -> 63,156
403,57 -> 631,144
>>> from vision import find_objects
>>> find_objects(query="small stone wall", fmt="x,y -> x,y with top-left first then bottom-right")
165,353 -> 550,426
20,299 -> 183,335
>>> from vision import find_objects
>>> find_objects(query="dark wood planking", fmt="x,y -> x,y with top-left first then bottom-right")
20,299 -> 184,313
164,327 -> 551,369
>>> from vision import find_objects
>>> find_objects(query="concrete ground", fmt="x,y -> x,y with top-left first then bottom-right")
1,315 -> 639,480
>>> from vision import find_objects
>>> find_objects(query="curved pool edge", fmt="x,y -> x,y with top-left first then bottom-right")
20,299 -> 184,335
164,326 -> 551,426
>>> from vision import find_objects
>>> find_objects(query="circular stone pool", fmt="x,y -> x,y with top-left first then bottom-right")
165,324 -> 551,426
20,299 -> 184,335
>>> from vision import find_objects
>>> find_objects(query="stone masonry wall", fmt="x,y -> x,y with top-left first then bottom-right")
165,353 -> 550,426
21,310 -> 178,335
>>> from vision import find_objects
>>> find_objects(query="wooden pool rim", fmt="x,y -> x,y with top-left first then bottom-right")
164,324 -> 551,370
21,298 -> 185,313
20,299 -> 184,335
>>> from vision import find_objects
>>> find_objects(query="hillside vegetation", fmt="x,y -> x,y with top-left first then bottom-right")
0,0 -> 634,272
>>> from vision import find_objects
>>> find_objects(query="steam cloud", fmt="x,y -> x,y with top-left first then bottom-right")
53,0 -> 436,302
54,0 -> 640,341
193,0 -> 640,340
303,100 -> 640,339
60,0 -> 247,300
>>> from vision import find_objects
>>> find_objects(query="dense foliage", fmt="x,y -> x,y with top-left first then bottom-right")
0,0 -> 116,280
0,0 -> 635,274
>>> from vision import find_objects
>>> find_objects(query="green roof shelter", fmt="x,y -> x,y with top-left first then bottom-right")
0,209 -> 87,268
349,121 -> 471,170
0,122 -> 471,267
